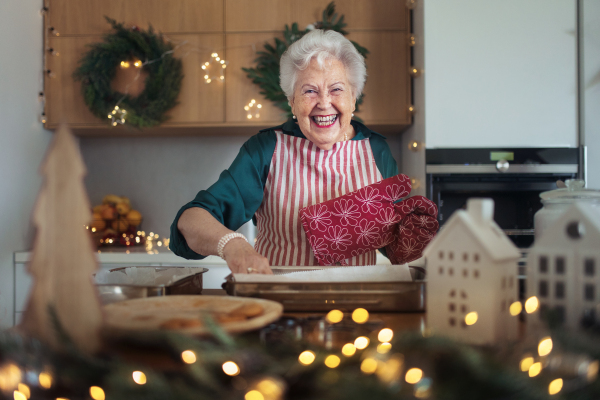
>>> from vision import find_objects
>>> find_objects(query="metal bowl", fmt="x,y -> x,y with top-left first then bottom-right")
95,266 -> 208,304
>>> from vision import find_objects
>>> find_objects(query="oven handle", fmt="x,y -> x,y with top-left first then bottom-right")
426,164 -> 577,174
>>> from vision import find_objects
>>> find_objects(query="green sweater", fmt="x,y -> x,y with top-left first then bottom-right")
170,119 -> 399,260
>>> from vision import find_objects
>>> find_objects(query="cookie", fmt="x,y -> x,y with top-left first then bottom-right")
229,303 -> 264,318
159,318 -> 203,330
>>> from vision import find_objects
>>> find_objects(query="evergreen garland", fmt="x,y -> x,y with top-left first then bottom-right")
73,17 -> 183,128
242,2 -> 369,120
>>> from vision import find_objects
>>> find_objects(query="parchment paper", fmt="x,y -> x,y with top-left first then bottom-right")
232,264 -> 412,283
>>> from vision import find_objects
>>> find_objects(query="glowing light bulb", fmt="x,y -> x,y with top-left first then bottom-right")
257,104 -> 262,108
538,337 -> 553,357
378,328 -> 394,343
204,75 -> 209,79
548,378 -> 563,395
39,372 -> 52,389
222,64 -> 227,69
247,114 -> 252,119
13,391 -> 26,400
202,65 -> 206,70
90,386 -> 105,400
220,60 -> 225,64
528,362 -> 542,377
206,79 -> 212,83
216,57 -> 220,61
341,343 -> 356,357
181,350 -> 197,364
464,312 -> 478,326
222,361 -> 240,376
324,355 -> 340,368
520,356 -> 534,372
211,53 -> 218,57
509,302 -> 522,316
298,351 -> 316,365
244,106 -> 250,111
120,61 -> 130,68
360,358 -> 377,374
132,371 -> 147,384
354,336 -> 369,350
134,60 -> 142,68
405,368 -> 423,384
245,390 -> 264,400
17,384 -> 29,398
326,309 -> 343,324
251,99 -> 256,103
377,342 -> 392,354
525,296 -> 539,313
352,308 -> 369,324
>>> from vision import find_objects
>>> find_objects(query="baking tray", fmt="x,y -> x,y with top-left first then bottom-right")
95,266 -> 208,305
223,266 -> 426,312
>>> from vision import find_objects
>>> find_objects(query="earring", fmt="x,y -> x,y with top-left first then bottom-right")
292,115 -> 296,119
351,113 -> 354,117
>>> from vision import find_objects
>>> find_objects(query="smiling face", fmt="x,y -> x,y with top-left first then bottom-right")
290,58 -> 356,150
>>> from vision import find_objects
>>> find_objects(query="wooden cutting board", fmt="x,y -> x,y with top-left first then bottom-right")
103,295 -> 283,335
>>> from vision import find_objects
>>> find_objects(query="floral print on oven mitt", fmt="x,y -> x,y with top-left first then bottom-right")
299,174 -> 439,266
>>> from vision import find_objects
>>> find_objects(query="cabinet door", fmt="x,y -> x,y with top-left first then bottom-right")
225,33 -> 288,125
226,0 -> 293,32
47,0 -> 223,35
45,34 -> 225,127
347,31 -> 411,125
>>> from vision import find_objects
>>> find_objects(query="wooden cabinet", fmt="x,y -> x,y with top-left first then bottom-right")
44,0 -> 411,133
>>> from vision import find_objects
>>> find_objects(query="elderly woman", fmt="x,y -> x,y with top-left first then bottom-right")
171,29 -> 399,274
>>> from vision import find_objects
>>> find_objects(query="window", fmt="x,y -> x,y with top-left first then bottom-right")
449,289 -> 456,298
463,269 -> 468,278
539,280 -> 548,298
449,252 -> 454,260
449,268 -> 454,276
474,253 -> 480,262
463,253 -> 468,262
539,256 -> 548,273
585,259 -> 595,277
449,317 -> 456,326
439,251 -> 444,260
554,306 -> 565,324
460,290 -> 467,299
449,303 -> 456,312
556,257 -> 565,274
585,284 -> 595,301
460,304 -> 467,313
501,277 -> 506,289
438,266 -> 444,275
555,282 -> 565,299
473,270 -> 480,279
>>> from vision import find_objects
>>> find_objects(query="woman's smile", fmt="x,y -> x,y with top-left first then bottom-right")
311,114 -> 338,128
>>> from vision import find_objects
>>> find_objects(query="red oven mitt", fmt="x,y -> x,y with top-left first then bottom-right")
299,174 -> 439,266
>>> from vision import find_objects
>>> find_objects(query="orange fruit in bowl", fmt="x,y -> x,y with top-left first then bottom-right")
111,219 -> 129,233
126,210 -> 142,227
116,201 -> 131,215
101,206 -> 117,220
91,212 -> 106,231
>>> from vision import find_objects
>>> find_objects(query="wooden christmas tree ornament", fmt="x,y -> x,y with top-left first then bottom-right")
20,125 -> 103,354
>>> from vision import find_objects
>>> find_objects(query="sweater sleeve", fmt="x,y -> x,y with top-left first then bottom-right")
169,130 -> 277,259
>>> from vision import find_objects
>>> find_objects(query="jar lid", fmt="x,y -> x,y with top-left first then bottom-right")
540,179 -> 600,201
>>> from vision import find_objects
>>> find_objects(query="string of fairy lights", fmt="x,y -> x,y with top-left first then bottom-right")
2,296 -> 597,399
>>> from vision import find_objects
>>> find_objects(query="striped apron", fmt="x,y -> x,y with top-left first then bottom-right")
254,131 -> 383,266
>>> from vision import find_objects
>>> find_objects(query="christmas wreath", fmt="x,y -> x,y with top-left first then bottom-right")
243,2 -> 369,120
73,17 -> 183,128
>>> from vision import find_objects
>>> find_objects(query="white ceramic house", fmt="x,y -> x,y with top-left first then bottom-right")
424,198 -> 521,345
526,202 -> 600,330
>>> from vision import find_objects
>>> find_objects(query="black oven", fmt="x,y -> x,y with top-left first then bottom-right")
426,148 -> 579,248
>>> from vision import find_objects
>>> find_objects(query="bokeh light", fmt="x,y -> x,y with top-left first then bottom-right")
464,312 -> 478,326
90,386 -> 105,400
360,358 -> 378,374
324,355 -> 341,369
16,384 -> 29,399
548,378 -> 563,395
529,362 -> 542,377
326,310 -> 343,324
377,342 -> 392,354
181,350 -> 197,364
133,371 -> 147,385
298,351 -> 316,366
38,372 -> 52,389
525,296 -> 539,314
405,368 -> 423,384
223,361 -> 240,376
378,328 -> 394,343
538,337 -> 553,357
354,336 -> 370,350
245,390 -> 264,400
520,356 -> 534,372
352,308 -> 369,324
509,302 -> 523,316
341,343 -> 356,357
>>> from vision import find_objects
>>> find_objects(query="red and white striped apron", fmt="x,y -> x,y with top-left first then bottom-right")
254,131 -> 383,266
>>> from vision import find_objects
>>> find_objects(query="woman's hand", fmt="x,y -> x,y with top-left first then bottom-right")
222,238 -> 273,274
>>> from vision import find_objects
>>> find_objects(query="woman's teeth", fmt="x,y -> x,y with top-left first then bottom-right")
312,115 -> 337,126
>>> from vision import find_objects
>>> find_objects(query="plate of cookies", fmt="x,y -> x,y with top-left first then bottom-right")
102,295 -> 283,335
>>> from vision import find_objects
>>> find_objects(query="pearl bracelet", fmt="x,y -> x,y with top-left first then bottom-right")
217,233 -> 248,259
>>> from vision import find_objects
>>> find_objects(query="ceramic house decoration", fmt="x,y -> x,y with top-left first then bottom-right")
526,202 -> 600,330
423,198 -> 521,345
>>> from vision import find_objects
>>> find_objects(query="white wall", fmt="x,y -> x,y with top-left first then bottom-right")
0,1 -> 52,328
424,0 -> 578,149
582,0 -> 600,189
